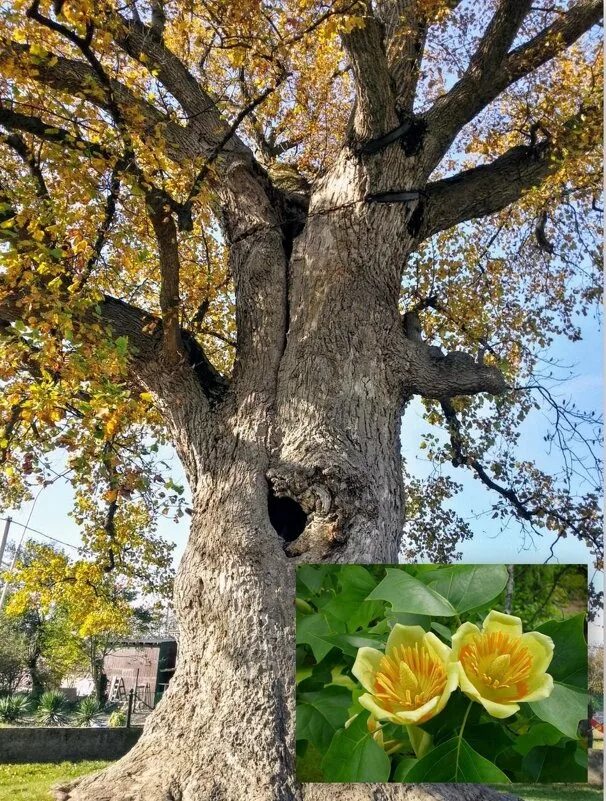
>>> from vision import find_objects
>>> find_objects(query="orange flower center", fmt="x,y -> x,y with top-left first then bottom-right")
374,642 -> 447,713
460,630 -> 533,701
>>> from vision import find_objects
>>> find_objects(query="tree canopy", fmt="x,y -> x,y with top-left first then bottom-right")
0,1 -> 602,583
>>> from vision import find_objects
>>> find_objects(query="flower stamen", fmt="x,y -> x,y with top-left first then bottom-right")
460,630 -> 532,700
374,642 -> 447,713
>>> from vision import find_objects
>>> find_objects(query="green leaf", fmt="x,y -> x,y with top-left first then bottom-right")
366,568 -> 456,616
321,711 -> 391,782
296,686 -> 352,751
323,566 -> 384,631
431,621 -> 453,642
536,614 -> 587,688
423,564 -> 508,613
296,614 -> 334,662
530,682 -> 588,740
513,722 -> 565,756
115,335 -> 129,356
297,565 -> 328,596
392,756 -> 418,781
405,736 -> 510,783
317,633 -> 385,658
521,740 -> 587,782
296,742 -> 326,782
465,722 -> 515,762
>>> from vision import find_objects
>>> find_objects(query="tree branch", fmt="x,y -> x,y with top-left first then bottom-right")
0,288 -> 227,405
422,0 -> 601,174
419,103 -> 600,239
0,41 -> 197,163
406,343 -> 507,399
108,11 -> 249,159
341,7 -> 399,140
440,399 -> 601,555
376,0 -> 430,117
147,192 -> 184,361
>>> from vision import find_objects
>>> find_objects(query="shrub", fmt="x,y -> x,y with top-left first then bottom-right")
73,696 -> 103,727
35,690 -> 70,726
108,709 -> 126,728
0,694 -> 30,723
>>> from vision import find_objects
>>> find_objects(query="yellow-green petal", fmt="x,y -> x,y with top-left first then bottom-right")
351,647 -> 383,693
479,696 -> 520,719
392,695 -> 439,725
358,692 -> 399,724
451,621 -> 480,659
385,624 -> 426,655
521,631 -> 555,675
424,631 -> 451,664
482,609 -> 523,638
518,672 -> 554,703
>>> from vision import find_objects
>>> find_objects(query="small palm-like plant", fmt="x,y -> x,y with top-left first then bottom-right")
35,691 -> 70,726
74,696 -> 102,727
0,694 -> 30,723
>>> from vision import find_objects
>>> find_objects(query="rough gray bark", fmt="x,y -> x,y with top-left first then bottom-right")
55,152 -> 512,801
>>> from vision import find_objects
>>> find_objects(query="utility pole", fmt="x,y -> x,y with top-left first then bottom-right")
0,517 -> 26,611
0,517 -> 11,571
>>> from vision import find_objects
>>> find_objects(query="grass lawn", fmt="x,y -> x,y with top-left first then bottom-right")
0,762 -> 110,801
0,763 -> 602,801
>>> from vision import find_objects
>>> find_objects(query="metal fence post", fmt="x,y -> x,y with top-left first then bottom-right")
126,688 -> 134,728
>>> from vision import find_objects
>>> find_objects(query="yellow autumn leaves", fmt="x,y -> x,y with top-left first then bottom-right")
352,611 -> 554,725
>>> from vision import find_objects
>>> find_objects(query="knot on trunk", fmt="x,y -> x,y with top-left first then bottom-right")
267,463 -> 376,558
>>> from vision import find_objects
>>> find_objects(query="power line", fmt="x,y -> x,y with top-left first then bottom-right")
0,516 -> 81,551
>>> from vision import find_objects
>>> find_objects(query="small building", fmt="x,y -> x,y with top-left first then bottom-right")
104,637 -> 177,711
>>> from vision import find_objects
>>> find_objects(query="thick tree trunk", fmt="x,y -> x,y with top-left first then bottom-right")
57,162 -> 515,801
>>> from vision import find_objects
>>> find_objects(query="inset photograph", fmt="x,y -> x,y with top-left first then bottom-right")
296,563 -> 588,784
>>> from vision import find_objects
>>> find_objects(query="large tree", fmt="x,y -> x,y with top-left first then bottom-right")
0,1 -> 602,800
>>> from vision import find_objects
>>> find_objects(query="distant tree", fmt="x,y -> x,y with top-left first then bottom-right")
0,614 -> 27,695
589,645 -> 604,700
509,564 -> 588,627
3,540 -> 166,702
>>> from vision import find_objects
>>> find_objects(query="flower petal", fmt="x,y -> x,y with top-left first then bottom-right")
518,672 -> 554,703
424,631 -> 451,663
482,610 -> 523,638
458,662 -> 518,717
392,695 -> 440,725
351,647 -> 384,693
521,631 -> 555,675
451,621 -> 480,659
479,696 -> 520,719
358,692 -> 399,724
385,624 -> 427,655
434,662 -> 459,716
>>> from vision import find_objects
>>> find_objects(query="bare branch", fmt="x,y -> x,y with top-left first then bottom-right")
440,398 -> 602,556
419,103 -> 600,239
376,0 -> 429,117
147,192 -> 184,361
406,343 -> 507,398
422,0 -> 601,174
341,8 -> 399,139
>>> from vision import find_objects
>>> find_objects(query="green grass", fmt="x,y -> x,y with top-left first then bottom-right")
0,762 -> 601,800
0,761 -> 110,801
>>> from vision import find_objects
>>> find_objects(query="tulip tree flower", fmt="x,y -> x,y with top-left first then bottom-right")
352,624 -> 458,726
451,610 -> 554,719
